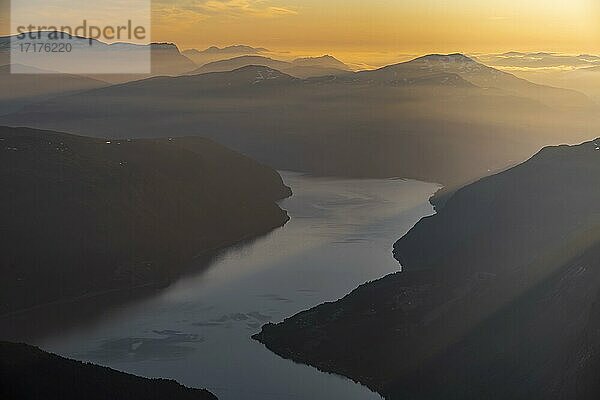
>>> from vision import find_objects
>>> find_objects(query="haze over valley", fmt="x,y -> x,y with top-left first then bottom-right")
2,36 -> 598,188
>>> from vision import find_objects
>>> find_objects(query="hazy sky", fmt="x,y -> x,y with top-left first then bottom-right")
2,0 -> 599,64
153,0 -> 597,51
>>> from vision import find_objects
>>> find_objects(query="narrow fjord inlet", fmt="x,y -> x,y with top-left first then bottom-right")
33,173 -> 438,400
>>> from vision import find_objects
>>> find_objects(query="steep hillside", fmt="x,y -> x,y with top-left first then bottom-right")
254,139 -> 600,399
0,126 -> 291,317
0,342 -> 217,400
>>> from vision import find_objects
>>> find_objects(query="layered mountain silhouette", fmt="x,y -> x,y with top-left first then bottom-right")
2,54 -> 596,186
0,126 -> 290,320
0,342 -> 217,400
292,55 -> 349,69
183,45 -> 268,65
191,55 -> 291,74
476,52 -> 600,69
514,65 -> 600,102
350,54 -> 592,109
474,52 -> 600,101
189,54 -> 350,78
0,33 -> 197,84
255,138 -> 600,400
0,64 -> 108,115
148,42 -> 197,76
191,45 -> 268,55
157,45 -> 351,79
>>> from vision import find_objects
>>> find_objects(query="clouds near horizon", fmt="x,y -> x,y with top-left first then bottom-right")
154,0 -> 296,20
2,0 -> 599,61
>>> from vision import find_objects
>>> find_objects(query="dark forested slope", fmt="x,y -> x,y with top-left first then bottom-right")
254,138 -> 600,399
0,126 -> 290,316
0,342 -> 217,400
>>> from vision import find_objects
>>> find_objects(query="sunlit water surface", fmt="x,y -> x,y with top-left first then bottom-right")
37,172 -> 439,400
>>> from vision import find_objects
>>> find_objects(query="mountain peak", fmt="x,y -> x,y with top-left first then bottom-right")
292,55 -> 349,70
413,53 -> 476,63
232,64 -> 289,75
400,53 -> 493,75
223,55 -> 279,62
199,45 -> 268,55
295,55 -> 337,62
151,42 -> 179,49
222,65 -> 296,84
190,55 -> 290,75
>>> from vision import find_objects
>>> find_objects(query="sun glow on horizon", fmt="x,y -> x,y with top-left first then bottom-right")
1,0 -> 599,65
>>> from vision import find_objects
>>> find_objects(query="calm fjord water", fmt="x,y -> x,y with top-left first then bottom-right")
37,172 -> 439,400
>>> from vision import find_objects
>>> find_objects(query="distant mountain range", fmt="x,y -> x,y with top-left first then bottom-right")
474,52 -> 600,101
189,54 -> 350,78
0,33 -> 197,83
3,54 -> 596,186
292,55 -> 349,69
0,342 -> 217,400
514,66 -> 600,103
255,138 -> 600,400
191,55 -> 291,74
182,45 -> 270,66
0,33 -> 200,113
196,45 -> 269,54
351,53 -> 592,109
476,51 -> 600,69
2,34 -> 353,80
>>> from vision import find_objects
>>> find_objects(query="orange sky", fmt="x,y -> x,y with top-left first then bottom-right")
2,0 -> 599,66
155,1 -> 597,46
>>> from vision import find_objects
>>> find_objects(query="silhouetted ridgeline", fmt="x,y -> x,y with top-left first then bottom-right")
0,342 -> 217,400
0,126 -> 291,317
188,54 -> 351,78
254,139 -> 600,399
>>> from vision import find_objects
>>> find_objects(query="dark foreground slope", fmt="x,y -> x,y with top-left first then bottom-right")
0,126 -> 290,317
0,342 -> 216,400
254,139 -> 600,399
